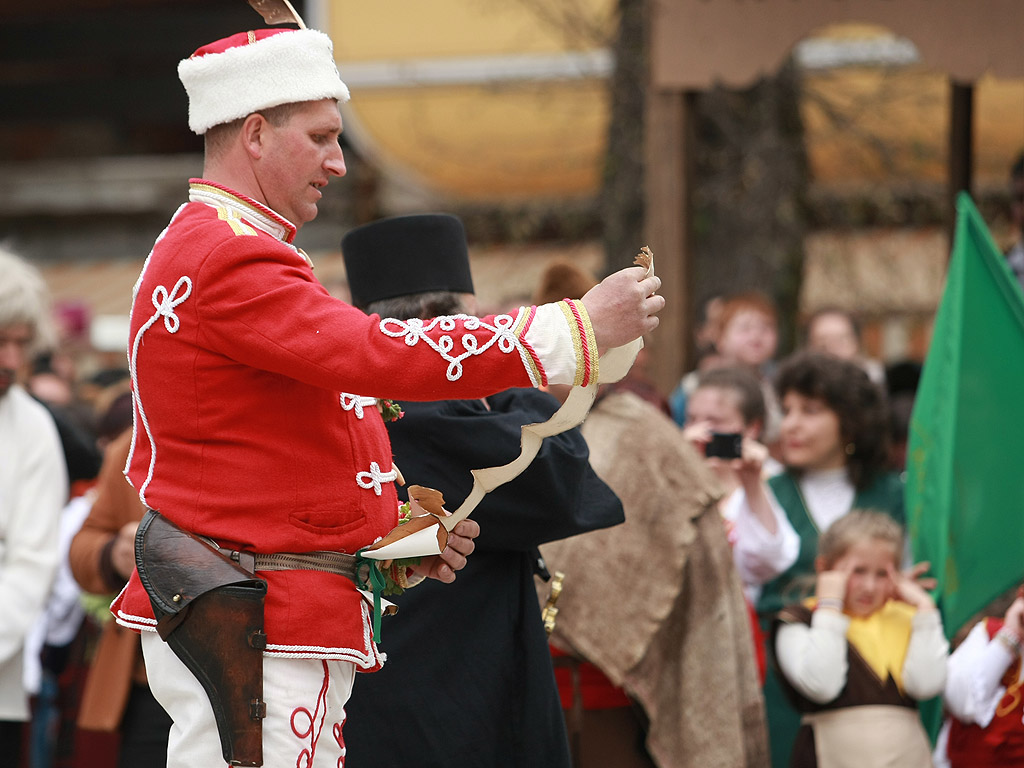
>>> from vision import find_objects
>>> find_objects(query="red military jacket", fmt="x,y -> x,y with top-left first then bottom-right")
112,180 -> 596,668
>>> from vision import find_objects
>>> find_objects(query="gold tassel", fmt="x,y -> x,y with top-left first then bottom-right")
542,571 -> 565,636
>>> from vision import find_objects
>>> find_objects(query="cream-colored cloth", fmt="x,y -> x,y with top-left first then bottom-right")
803,705 -> 933,768
539,391 -> 768,768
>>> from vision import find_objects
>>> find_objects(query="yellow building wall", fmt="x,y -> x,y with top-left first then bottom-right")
331,0 -> 608,59
804,68 -> 1024,187
325,4 -> 1024,202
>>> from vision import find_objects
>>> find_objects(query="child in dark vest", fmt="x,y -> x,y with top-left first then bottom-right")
771,510 -> 948,767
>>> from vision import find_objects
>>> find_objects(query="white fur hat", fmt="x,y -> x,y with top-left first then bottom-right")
178,29 -> 351,135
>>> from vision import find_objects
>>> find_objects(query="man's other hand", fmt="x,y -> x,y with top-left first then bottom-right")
414,519 -> 480,583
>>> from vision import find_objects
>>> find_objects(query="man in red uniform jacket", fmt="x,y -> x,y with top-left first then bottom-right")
110,25 -> 663,768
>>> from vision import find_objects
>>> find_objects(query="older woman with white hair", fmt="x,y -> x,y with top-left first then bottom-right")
0,246 -> 67,768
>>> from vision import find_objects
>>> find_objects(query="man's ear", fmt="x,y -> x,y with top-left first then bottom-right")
240,113 -> 268,159
814,555 -> 828,574
743,419 -> 763,441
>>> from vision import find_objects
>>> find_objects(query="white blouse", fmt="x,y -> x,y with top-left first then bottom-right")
797,467 -> 855,533
944,620 -> 1023,727
721,484 -> 800,604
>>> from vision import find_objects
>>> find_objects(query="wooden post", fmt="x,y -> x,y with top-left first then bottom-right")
948,80 -> 974,243
644,87 -> 697,396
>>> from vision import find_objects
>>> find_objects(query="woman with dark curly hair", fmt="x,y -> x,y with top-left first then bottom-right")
745,351 -> 905,768
771,350 -> 893,495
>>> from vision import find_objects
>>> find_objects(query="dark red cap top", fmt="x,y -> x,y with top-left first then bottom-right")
190,28 -> 293,58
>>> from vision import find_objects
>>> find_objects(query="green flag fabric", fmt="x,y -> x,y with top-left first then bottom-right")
907,192 -> 1024,640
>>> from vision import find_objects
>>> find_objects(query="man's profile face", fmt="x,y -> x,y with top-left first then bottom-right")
257,99 -> 347,227
0,323 -> 33,398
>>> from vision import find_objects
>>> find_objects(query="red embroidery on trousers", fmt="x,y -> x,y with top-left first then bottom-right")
291,661 -> 331,768
333,712 -> 347,768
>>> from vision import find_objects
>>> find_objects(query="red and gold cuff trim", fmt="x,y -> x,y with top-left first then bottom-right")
513,306 -> 546,387
558,299 -> 599,387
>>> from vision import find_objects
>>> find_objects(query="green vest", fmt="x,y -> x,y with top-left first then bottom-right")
755,470 -> 905,620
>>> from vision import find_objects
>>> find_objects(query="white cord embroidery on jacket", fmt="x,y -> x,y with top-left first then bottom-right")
339,394 -> 377,420
127,276 -> 193,507
378,314 -> 518,381
356,461 -> 398,496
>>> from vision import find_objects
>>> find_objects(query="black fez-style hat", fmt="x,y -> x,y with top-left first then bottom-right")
341,214 -> 475,310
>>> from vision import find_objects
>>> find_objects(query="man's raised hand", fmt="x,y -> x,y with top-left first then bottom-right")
581,266 -> 664,353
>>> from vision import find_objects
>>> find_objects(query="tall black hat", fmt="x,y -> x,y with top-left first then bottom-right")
341,214 -> 474,311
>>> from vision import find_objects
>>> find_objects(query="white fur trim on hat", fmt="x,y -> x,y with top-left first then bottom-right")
178,29 -> 351,135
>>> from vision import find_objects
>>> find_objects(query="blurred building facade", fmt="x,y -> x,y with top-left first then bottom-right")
2,0 -> 1022,374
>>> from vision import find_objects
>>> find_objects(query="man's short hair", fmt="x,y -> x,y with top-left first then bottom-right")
0,246 -> 56,352
365,291 -> 470,322
204,102 -> 308,161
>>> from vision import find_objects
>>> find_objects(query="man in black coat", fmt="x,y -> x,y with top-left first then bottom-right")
341,214 -> 624,768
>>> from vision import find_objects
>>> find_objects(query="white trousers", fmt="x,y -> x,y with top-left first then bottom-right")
142,632 -> 356,768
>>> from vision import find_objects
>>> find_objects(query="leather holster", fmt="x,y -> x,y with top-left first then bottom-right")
135,509 -> 268,767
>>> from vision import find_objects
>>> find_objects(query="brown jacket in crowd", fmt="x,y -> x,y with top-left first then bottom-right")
68,429 -> 147,732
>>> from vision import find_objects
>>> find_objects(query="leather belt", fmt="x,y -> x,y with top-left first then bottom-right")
201,540 -> 364,585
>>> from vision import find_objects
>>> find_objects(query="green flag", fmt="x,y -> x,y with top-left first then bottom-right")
907,192 -> 1024,639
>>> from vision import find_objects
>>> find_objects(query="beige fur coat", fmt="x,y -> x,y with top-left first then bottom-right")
539,391 -> 768,768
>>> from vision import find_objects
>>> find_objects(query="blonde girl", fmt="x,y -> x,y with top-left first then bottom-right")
771,510 -> 948,767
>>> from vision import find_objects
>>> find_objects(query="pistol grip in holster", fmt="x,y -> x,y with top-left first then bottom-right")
135,510 -> 268,767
